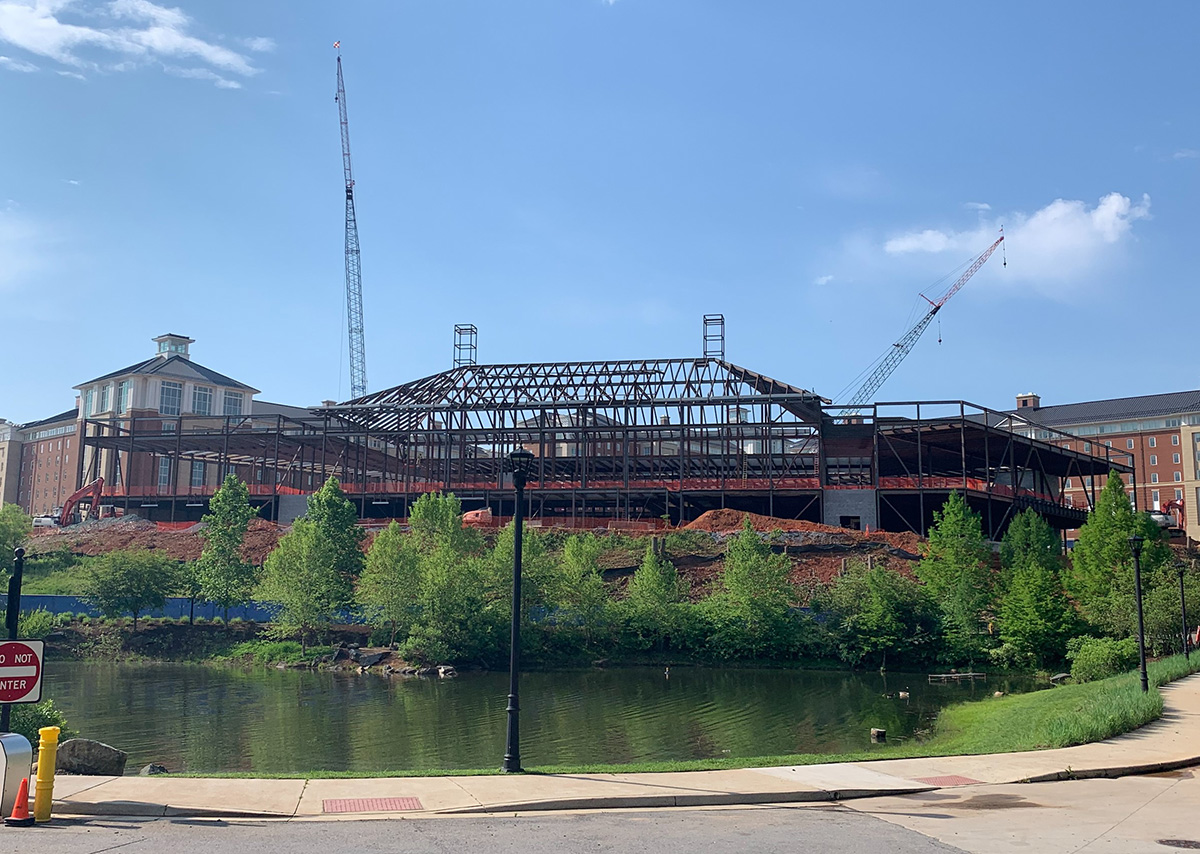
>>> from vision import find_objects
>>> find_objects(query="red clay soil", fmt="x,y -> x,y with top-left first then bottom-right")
26,517 -> 286,565
683,509 -> 925,555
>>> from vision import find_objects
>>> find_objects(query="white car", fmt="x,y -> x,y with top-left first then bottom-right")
31,516 -> 59,528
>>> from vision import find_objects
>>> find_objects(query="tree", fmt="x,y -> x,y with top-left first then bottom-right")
305,477 -> 366,583
915,492 -> 993,664
995,509 -> 1077,668
824,559 -> 938,669
700,519 -> 797,659
623,545 -> 688,651
0,504 -> 31,558
176,561 -> 204,625
83,549 -> 176,630
1068,471 -> 1169,637
258,518 -> 353,650
197,474 -> 258,620
407,493 -> 481,555
358,521 -> 421,645
553,533 -> 614,649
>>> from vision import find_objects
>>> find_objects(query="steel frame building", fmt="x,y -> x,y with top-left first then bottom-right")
81,358 -> 1132,537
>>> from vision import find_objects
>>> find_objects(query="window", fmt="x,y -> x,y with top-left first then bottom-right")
192,386 -> 213,416
1126,439 -> 1135,449
84,388 -> 95,417
117,380 -> 131,414
190,460 -> 206,488
1150,455 -> 1157,466
1174,453 -> 1181,464
1105,440 -> 1112,447
1151,473 -> 1159,483
222,391 -> 244,417
1173,435 -> 1181,445
162,422 -> 176,434
1064,478 -> 1072,488
160,381 -> 182,416
1149,437 -> 1157,448
1176,489 -> 1184,500
98,384 -> 110,413
1174,471 -> 1182,482
158,457 -> 171,489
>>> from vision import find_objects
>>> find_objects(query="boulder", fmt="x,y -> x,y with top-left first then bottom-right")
56,739 -> 128,777
357,651 -> 388,668
139,764 -> 169,776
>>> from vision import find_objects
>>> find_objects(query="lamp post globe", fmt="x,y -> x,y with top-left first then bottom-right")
1129,535 -> 1149,693
502,447 -> 535,773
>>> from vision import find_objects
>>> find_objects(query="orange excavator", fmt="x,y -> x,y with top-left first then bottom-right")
58,477 -> 104,527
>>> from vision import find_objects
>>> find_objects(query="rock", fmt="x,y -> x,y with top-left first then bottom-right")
56,739 -> 128,777
332,648 -> 352,662
1050,672 -> 1071,683
357,651 -> 388,668
870,728 -> 886,743
401,667 -> 418,675
139,764 -> 169,776
416,666 -> 435,676
437,665 -> 457,678
993,691 -> 1005,698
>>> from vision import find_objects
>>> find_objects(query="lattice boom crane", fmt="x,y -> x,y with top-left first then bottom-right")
335,43 -> 368,399
843,233 -> 1004,413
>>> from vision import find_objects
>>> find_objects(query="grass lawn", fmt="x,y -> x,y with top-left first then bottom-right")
18,550 -> 95,595
169,653 -> 1200,779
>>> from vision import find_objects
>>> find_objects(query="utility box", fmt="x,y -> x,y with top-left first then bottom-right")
0,733 -> 32,817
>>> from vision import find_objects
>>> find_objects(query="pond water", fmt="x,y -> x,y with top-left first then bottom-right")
42,663 -> 1038,774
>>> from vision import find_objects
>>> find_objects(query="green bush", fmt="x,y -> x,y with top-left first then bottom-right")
10,700 -> 75,745
1068,636 -> 1139,682
17,608 -> 57,639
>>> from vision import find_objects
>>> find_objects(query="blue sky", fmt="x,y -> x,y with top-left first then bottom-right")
2,1 -> 1197,423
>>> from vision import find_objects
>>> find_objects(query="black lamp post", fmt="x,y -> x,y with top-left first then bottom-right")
1178,565 -> 1190,661
1129,535 -> 1149,693
502,447 -> 535,773
0,547 -> 25,733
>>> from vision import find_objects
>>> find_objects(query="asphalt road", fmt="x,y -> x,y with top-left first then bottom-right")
1,805 -> 965,854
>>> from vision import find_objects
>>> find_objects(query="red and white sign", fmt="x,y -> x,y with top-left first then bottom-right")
0,641 -> 43,704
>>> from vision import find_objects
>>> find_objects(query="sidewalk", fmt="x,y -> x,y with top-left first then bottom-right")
47,675 -> 1200,820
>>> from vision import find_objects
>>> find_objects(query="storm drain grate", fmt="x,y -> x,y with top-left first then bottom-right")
322,797 -> 424,813
912,775 -> 984,787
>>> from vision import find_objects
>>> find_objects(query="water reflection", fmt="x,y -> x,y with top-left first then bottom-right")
42,663 -> 1037,774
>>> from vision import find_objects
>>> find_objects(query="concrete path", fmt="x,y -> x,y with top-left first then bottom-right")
45,675 -> 1200,820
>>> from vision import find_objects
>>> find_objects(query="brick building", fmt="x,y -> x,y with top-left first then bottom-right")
15,409 -> 80,517
13,334 -> 278,520
1006,391 -> 1200,542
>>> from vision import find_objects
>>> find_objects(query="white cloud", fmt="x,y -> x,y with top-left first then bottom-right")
963,202 -> 991,211
166,64 -> 239,88
0,52 -> 35,70
63,178 -> 79,184
0,0 -> 264,83
813,274 -> 834,286
240,35 -> 273,52
1174,149 -> 1200,160
883,192 -> 1151,294
55,68 -> 83,78
885,229 -> 952,254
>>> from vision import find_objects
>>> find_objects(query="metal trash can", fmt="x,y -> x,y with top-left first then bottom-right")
0,733 -> 32,818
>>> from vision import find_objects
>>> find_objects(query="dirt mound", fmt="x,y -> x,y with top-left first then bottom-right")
685,509 -> 848,534
26,516 -> 286,564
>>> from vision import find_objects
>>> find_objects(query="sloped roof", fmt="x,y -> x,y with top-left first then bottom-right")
75,355 -> 259,393
1010,390 -> 1200,428
20,408 -> 79,431
320,358 -> 827,432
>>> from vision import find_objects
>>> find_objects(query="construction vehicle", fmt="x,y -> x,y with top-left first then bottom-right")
1149,498 -> 1185,539
57,477 -> 104,527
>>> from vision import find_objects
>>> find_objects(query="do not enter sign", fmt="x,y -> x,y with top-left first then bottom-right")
0,640 -> 44,704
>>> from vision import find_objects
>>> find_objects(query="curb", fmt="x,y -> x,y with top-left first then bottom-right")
1017,755 -> 1200,784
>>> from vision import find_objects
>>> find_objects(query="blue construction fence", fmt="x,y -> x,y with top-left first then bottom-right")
0,594 -> 277,623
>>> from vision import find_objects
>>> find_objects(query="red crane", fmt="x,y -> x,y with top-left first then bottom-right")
842,233 -> 1005,413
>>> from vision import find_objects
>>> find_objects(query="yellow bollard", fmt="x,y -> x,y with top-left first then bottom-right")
33,726 -> 59,823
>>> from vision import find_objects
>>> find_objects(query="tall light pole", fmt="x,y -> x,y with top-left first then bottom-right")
1178,565 -> 1190,661
502,448 -> 535,773
1129,535 -> 1149,693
